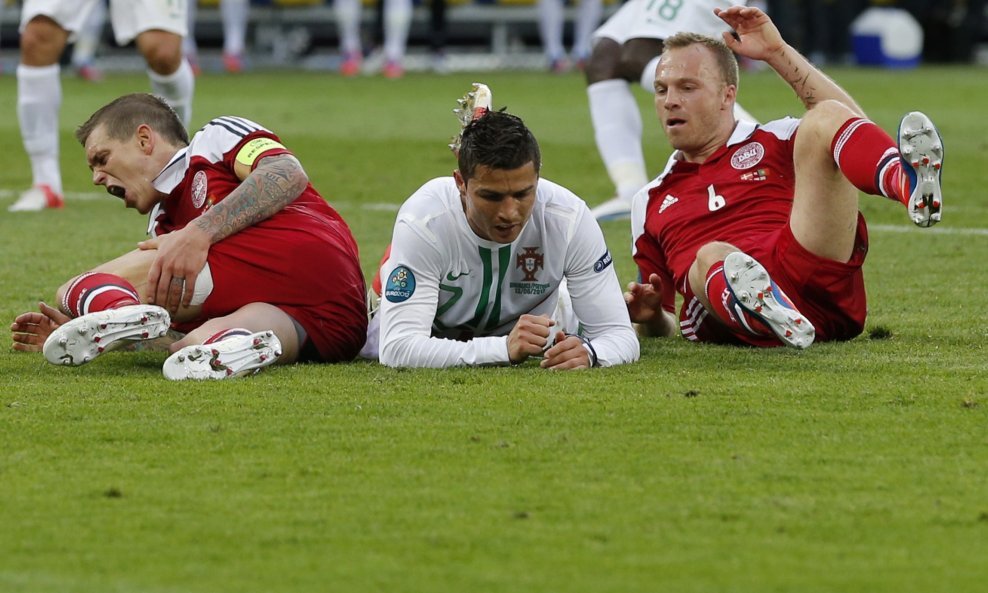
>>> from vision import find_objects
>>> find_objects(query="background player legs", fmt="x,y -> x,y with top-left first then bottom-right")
336,0 -> 363,76
538,0 -> 567,72
12,16 -> 71,212
428,0 -> 448,72
584,37 -> 661,220
221,0 -> 250,72
183,0 -> 200,74
71,0 -> 107,81
138,30 -> 195,127
571,0 -> 602,68
382,0 -> 412,78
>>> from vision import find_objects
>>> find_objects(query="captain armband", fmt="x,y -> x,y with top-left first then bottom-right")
235,137 -> 286,168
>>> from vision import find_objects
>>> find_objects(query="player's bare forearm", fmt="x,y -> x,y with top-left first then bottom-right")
195,154 -> 309,244
635,309 -> 678,338
765,44 -> 864,117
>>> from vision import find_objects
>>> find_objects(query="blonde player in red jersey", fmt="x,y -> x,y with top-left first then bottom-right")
626,6 -> 943,349
11,94 -> 367,379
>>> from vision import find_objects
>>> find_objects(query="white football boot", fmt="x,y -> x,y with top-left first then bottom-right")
897,111 -> 944,228
590,195 -> 633,222
162,331 -> 282,380
8,184 -> 64,212
449,82 -> 493,154
723,252 -> 815,349
43,304 -> 171,366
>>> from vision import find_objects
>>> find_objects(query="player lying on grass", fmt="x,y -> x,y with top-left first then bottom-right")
10,93 -> 367,379
363,84 -> 639,369
626,5 -> 944,349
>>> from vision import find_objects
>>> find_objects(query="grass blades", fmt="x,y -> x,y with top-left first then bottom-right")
1,68 -> 987,593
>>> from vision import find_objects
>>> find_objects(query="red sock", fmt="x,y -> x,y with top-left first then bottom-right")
704,262 -> 770,337
831,117 -> 906,205
61,272 -> 141,317
371,243 -> 393,297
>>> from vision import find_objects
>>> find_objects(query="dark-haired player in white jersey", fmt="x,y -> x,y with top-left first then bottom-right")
11,93 -> 367,379
626,6 -> 944,349
369,85 -> 639,369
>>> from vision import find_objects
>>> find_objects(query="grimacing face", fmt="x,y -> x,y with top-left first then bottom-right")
84,123 -> 162,214
455,162 -> 538,244
654,44 -> 736,160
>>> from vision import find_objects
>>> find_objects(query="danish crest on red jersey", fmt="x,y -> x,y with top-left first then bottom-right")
192,170 -> 208,208
731,142 -> 765,170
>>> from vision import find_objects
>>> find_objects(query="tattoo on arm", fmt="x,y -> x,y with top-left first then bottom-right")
196,153 -> 309,243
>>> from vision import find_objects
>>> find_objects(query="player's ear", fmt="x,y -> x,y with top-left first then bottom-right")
723,84 -> 737,111
135,124 -> 154,153
453,169 -> 466,195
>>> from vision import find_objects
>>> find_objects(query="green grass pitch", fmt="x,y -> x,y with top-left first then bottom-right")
0,67 -> 986,592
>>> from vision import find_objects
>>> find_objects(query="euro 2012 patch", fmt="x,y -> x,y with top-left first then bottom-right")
385,266 -> 416,303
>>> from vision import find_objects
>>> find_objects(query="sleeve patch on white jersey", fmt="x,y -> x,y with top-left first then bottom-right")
385,266 -> 416,303
235,137 -> 286,168
593,250 -> 613,273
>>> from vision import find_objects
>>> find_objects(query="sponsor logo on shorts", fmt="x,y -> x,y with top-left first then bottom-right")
385,266 -> 416,303
192,170 -> 208,208
731,142 -> 765,170
593,250 -> 613,273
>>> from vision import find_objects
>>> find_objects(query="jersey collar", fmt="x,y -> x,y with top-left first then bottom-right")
152,146 -> 190,194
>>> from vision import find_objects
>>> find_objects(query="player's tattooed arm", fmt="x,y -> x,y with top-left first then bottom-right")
195,153 -> 309,243
717,5 -> 864,117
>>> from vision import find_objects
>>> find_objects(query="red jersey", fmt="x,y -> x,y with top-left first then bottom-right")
147,116 -> 367,361
633,118 -> 801,311
632,118 -> 869,343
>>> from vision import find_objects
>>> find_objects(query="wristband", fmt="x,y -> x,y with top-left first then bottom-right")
565,333 -> 598,368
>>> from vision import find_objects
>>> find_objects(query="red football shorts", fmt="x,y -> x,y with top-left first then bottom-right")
197,218 -> 368,362
682,213 -> 869,345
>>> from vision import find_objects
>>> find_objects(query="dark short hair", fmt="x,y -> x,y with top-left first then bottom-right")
663,31 -> 739,89
457,110 -> 541,181
75,93 -> 189,146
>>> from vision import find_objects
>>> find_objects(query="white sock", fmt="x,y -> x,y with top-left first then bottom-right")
17,64 -> 63,194
335,0 -> 362,56
148,60 -> 195,128
538,0 -> 565,61
183,0 -> 198,60
572,0 -> 603,60
734,102 -> 758,123
587,80 -> 648,203
383,0 -> 412,62
221,0 -> 249,55
639,55 -> 661,93
71,0 -> 106,67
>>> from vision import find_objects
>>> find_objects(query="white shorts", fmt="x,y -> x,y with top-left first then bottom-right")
593,0 -> 745,45
20,0 -> 187,45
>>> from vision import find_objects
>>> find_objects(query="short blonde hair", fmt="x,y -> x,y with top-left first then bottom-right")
663,31 -> 739,89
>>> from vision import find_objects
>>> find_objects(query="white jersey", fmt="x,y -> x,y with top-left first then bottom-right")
21,0 -> 187,45
378,177 -> 639,368
594,0 -> 747,45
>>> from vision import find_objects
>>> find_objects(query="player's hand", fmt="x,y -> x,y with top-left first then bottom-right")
11,301 -> 70,352
138,224 -> 211,316
714,5 -> 784,62
506,314 -> 554,364
624,273 -> 666,324
541,331 -> 591,370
